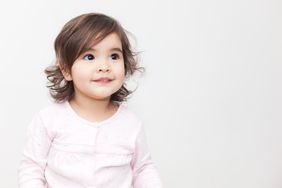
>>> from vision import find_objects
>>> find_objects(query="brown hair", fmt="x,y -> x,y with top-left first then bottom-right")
44,13 -> 144,103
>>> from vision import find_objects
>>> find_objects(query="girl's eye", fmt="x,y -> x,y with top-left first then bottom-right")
111,53 -> 120,60
83,54 -> 95,61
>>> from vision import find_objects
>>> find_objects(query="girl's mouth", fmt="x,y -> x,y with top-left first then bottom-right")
93,77 -> 113,83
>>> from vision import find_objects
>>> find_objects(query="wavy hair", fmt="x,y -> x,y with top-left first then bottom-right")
44,13 -> 144,103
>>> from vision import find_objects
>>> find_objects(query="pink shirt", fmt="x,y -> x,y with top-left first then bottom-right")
18,101 -> 162,188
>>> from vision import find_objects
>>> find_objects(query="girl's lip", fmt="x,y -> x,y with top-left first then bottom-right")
93,78 -> 113,83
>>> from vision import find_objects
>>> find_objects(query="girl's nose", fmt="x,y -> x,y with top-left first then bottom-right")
98,61 -> 110,72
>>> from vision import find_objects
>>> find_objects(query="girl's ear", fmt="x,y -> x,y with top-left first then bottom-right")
59,64 -> 72,81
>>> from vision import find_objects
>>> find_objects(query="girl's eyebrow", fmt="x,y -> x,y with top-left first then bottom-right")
110,47 -> 123,53
89,47 -> 123,53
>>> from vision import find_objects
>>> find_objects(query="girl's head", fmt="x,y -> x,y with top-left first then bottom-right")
45,13 -> 143,103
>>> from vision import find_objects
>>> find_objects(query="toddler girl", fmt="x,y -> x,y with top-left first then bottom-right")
18,13 -> 162,188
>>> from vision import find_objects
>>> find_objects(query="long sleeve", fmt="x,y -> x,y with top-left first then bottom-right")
18,113 -> 53,188
131,123 -> 163,188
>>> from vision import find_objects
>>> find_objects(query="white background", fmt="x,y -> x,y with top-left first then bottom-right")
1,0 -> 281,187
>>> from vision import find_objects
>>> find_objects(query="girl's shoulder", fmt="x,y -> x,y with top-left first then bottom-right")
27,102 -> 67,131
37,101 -> 67,117
32,102 -> 69,126
118,103 -> 143,127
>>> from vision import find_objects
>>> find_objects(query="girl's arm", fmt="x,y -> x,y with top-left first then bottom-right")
131,123 -> 163,188
18,113 -> 52,188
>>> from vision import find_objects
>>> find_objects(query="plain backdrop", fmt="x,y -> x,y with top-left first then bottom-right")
1,0 -> 281,187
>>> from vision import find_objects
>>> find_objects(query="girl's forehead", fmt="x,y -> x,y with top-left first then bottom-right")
88,33 -> 123,51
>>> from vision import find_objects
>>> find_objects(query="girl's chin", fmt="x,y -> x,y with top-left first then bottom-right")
88,93 -> 115,100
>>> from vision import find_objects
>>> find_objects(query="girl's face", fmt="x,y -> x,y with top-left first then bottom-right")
64,33 -> 125,101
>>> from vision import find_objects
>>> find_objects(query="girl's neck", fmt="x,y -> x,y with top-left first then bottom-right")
68,95 -> 118,123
